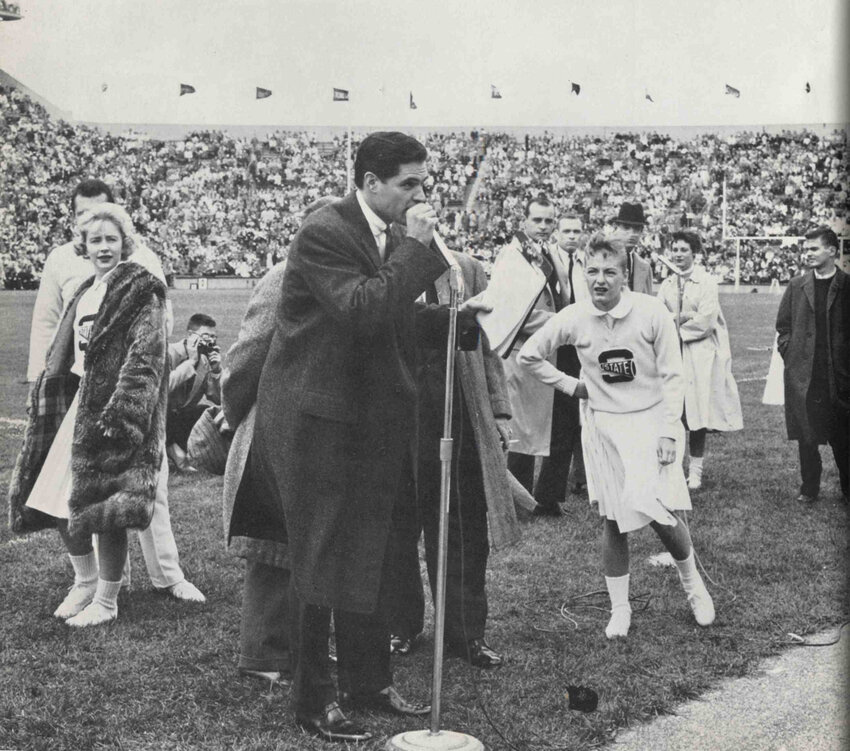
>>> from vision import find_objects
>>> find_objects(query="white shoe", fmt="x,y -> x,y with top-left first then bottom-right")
53,582 -> 97,619
66,601 -> 117,628
605,606 -> 632,639
168,580 -> 206,603
687,474 -> 702,490
685,581 -> 715,626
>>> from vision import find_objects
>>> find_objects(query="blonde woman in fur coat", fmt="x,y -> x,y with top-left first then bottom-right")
8,203 -> 169,627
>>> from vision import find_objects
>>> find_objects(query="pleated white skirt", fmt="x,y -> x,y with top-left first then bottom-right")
25,391 -> 79,520
581,400 -> 691,533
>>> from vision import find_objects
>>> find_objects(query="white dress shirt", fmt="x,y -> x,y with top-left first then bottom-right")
356,191 -> 388,260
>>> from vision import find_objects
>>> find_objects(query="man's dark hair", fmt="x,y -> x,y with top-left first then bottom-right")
805,225 -> 839,251
525,192 -> 554,217
353,132 -> 427,189
187,313 -> 217,330
71,179 -> 114,212
670,230 -> 702,254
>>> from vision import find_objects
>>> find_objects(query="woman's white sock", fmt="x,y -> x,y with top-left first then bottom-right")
605,574 -> 632,638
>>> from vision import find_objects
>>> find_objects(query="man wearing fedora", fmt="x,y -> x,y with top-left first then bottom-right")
610,202 -> 654,295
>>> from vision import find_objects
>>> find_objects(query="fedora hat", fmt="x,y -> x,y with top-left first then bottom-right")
611,202 -> 647,227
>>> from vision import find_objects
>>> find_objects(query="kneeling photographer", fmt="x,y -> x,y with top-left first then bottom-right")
167,313 -> 222,470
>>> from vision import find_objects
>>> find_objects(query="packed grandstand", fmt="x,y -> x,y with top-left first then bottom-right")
1,82 -> 847,289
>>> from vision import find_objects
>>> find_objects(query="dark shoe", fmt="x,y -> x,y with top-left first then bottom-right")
796,493 -> 818,504
448,638 -> 503,669
348,685 -> 430,716
532,503 -> 562,517
390,633 -> 414,655
297,702 -> 372,743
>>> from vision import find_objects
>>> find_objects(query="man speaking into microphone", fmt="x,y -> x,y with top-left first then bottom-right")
252,132 -> 484,742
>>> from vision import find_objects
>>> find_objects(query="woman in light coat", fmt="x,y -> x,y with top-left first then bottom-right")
657,231 -> 743,489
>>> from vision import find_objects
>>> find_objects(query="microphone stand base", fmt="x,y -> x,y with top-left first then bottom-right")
387,729 -> 485,751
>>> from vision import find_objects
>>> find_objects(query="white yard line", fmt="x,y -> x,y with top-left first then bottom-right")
0,417 -> 27,426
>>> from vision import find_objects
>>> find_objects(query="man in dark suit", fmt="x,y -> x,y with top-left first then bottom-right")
252,132 -> 483,742
389,251 -> 520,668
610,202 -> 654,295
776,226 -> 849,505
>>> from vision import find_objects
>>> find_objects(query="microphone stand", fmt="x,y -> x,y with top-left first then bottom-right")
388,262 -> 483,751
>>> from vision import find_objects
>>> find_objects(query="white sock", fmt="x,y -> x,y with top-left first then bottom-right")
66,579 -> 122,627
54,553 -> 99,619
689,456 -> 704,478
92,578 -> 122,612
605,574 -> 632,638
674,549 -> 699,585
69,552 -> 98,585
674,549 -> 715,626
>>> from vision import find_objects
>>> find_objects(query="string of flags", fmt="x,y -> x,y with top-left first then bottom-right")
96,80 -> 815,103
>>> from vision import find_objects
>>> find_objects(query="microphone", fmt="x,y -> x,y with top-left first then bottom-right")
651,252 -> 685,276
433,231 -> 464,296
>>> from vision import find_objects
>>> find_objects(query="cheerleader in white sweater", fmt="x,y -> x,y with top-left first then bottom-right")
518,235 -> 714,638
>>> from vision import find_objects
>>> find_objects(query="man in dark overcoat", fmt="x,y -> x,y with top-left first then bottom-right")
776,226 -> 849,504
252,132 -> 482,742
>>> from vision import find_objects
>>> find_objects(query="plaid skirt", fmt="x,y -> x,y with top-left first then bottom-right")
25,391 -> 79,520
581,400 -> 691,533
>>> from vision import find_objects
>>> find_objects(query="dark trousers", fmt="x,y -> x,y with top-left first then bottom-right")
536,345 -> 583,508
291,459 -> 419,717
238,560 -> 292,673
166,404 -> 207,450
388,415 -> 490,648
510,345 -> 583,507
507,452 -> 535,495
798,401 -> 849,498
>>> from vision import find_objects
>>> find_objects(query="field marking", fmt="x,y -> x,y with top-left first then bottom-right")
0,417 -> 27,426
738,375 -> 768,383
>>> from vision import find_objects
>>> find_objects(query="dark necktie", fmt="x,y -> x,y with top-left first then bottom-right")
567,252 -> 575,305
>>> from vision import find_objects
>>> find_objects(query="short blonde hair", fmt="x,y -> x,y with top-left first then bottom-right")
585,232 -> 628,272
73,203 -> 138,260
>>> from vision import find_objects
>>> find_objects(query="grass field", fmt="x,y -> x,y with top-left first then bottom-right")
0,288 -> 847,751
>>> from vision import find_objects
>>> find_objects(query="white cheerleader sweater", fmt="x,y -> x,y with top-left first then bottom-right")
517,290 -> 685,438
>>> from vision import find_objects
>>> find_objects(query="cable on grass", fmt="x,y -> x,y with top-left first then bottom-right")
786,620 -> 849,648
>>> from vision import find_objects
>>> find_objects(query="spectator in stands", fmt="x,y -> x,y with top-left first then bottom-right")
9,204 -> 172,627
166,313 -> 222,471
776,226 -> 849,504
657,231 -> 743,490
24,179 -> 204,605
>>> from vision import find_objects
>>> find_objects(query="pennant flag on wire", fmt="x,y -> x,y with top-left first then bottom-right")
571,82 -> 581,95
256,87 -> 272,99
101,83 -> 108,93
805,82 -> 811,93
180,83 -> 196,96
333,87 -> 349,101
490,84 -> 502,99
409,91 -> 417,110
724,83 -> 740,98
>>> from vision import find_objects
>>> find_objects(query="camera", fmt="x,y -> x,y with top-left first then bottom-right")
196,333 -> 219,358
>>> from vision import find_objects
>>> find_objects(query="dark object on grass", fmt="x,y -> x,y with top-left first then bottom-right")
565,685 -> 598,712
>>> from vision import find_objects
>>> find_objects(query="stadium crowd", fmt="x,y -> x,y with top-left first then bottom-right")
1,83 -> 847,289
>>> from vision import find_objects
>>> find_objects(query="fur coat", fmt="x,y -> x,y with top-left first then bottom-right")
9,262 -> 169,536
